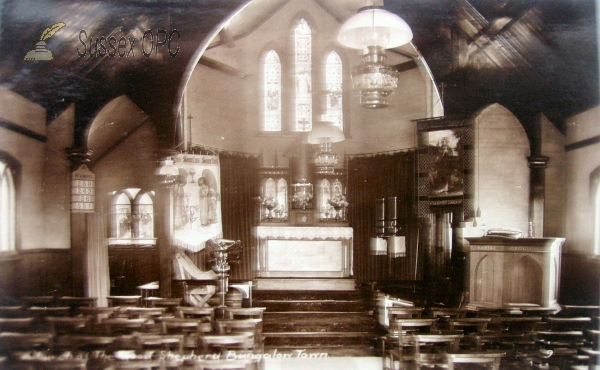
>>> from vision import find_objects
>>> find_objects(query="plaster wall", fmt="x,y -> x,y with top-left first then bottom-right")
42,105 -> 74,249
0,89 -> 48,250
565,106 -> 600,254
474,104 -> 530,233
541,113 -> 566,238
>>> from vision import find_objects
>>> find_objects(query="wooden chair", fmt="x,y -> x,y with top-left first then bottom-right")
102,317 -> 151,335
214,318 -> 264,352
446,351 -> 505,370
429,307 -> 468,319
21,296 -> 57,307
58,296 -> 97,313
388,307 -> 425,320
107,296 -> 142,307
0,305 -> 25,317
199,333 -> 254,357
67,335 -> 117,353
46,315 -> 92,336
447,317 -> 491,334
0,317 -> 34,332
383,318 -> 437,370
162,317 -> 213,349
193,358 -> 254,370
388,334 -> 463,370
144,297 -> 182,314
224,307 -> 266,321
124,307 -> 167,319
0,332 -> 53,353
113,359 -> 164,370
176,306 -> 215,323
79,306 -> 120,322
135,333 -> 184,355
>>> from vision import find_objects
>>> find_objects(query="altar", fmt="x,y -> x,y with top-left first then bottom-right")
459,237 -> 564,309
253,226 -> 353,278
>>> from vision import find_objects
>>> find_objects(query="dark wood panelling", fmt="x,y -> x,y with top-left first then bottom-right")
108,246 -> 159,296
3,249 -> 72,299
560,253 -> 600,305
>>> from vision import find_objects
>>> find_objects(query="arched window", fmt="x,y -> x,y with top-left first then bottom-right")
0,160 -> 16,253
259,18 -> 347,135
263,50 -> 281,131
325,51 -> 343,131
109,188 -> 155,246
294,18 -> 312,132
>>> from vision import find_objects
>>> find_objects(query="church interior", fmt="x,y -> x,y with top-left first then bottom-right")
0,0 -> 599,369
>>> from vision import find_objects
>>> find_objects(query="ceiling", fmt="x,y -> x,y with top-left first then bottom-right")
0,0 -> 597,146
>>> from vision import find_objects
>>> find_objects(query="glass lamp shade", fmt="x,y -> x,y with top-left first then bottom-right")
352,46 -> 399,109
155,157 -> 179,176
337,8 -> 413,50
307,121 -> 345,144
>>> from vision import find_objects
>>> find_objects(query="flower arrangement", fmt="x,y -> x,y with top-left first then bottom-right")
328,194 -> 349,208
253,195 -> 279,220
292,192 -> 313,209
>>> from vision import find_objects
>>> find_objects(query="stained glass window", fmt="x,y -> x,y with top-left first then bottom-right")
325,51 -> 343,131
294,19 -> 312,132
263,50 -> 281,131
0,161 -> 15,252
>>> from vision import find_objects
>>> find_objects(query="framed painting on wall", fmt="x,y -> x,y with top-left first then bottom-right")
416,116 -> 474,220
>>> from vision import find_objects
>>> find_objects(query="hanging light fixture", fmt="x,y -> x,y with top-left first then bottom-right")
155,157 -> 180,183
307,120 -> 345,174
337,6 -> 413,108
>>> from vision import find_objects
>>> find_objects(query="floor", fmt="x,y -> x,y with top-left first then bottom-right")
264,356 -> 382,370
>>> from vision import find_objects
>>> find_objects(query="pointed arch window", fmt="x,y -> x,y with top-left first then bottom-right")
0,160 -> 16,253
325,51 -> 343,131
109,188 -> 156,246
263,50 -> 281,131
294,19 -> 312,132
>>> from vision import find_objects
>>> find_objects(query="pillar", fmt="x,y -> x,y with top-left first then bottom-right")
527,156 -> 549,237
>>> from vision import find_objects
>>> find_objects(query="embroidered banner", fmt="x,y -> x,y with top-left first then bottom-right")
172,154 -> 222,252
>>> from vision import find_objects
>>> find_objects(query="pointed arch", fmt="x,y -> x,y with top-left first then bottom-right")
293,18 -> 313,132
474,254 -> 495,303
509,255 -> 542,304
325,50 -> 343,131
263,50 -> 282,131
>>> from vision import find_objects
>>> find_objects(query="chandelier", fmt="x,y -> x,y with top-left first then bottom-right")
307,121 -> 345,174
338,6 -> 413,109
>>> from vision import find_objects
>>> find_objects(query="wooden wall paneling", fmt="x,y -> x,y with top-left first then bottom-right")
108,246 -> 159,296
15,249 -> 71,298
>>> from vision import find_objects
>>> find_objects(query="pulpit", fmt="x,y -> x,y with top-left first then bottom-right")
253,226 -> 353,278
460,237 -> 564,309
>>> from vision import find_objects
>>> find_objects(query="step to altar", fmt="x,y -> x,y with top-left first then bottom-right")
255,288 -> 380,357
254,278 -> 356,291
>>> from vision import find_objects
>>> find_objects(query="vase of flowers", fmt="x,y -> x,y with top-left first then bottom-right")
328,195 -> 349,220
293,192 -> 313,209
254,196 -> 278,220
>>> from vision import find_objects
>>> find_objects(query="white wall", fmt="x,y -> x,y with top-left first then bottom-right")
565,106 -> 600,254
0,89 -> 73,250
474,103 -> 530,233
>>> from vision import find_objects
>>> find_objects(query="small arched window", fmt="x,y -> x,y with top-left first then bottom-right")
294,18 -> 312,132
263,50 -> 281,131
0,160 -> 16,253
325,51 -> 343,131
109,188 -> 155,246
